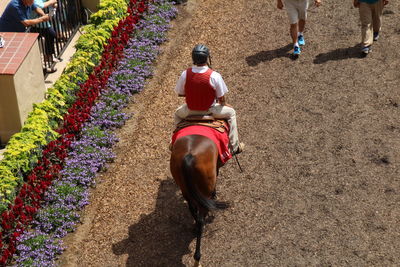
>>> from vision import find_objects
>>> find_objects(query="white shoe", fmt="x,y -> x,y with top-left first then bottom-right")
233,142 -> 245,155
361,46 -> 371,55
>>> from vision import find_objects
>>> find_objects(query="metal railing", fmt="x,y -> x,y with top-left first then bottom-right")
27,0 -> 88,75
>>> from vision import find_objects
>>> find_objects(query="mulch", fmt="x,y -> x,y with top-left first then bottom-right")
59,0 -> 400,266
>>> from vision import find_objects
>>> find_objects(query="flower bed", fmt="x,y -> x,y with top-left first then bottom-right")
0,0 -> 132,213
1,0 -> 177,265
0,0 -> 157,264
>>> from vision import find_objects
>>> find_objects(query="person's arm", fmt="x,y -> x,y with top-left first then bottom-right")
277,0 -> 284,9
175,71 -> 187,97
212,72 -> 232,106
43,0 -> 57,9
21,14 -> 50,27
217,96 -> 233,107
353,0 -> 360,8
34,6 -> 46,16
217,96 -> 226,105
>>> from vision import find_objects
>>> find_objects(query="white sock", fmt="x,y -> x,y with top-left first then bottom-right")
294,42 -> 299,47
298,32 -> 303,37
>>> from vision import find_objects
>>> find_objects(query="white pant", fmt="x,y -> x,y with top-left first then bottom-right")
284,0 -> 309,24
174,103 -> 240,152
359,1 -> 383,47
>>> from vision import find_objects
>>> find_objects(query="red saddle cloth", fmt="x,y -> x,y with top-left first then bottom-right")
171,125 -> 232,164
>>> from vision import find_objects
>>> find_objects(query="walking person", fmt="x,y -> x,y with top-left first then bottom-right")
173,44 -> 244,155
353,0 -> 389,55
277,0 -> 321,56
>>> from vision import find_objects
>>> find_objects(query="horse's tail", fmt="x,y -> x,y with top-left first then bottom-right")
182,153 -> 228,211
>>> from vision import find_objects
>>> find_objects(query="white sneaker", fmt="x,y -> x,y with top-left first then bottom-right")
233,142 -> 245,155
361,46 -> 371,55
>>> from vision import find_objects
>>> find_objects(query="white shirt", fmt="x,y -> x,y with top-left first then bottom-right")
174,65 -> 229,99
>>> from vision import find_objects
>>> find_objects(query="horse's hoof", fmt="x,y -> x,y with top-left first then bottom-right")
193,260 -> 202,267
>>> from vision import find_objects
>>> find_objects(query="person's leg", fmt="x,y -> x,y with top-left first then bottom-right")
298,19 -> 306,34
284,0 -> 299,46
297,0 -> 308,45
371,0 -> 384,39
297,0 -> 308,33
32,27 -> 55,73
209,104 -> 240,152
290,23 -> 299,45
297,19 -> 305,45
359,2 -> 373,49
174,104 -> 208,126
45,27 -> 57,62
174,104 -> 190,126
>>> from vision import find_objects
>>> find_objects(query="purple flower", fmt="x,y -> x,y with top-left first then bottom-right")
14,1 -> 177,265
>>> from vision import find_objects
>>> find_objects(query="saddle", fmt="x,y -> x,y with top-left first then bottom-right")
174,115 -> 228,133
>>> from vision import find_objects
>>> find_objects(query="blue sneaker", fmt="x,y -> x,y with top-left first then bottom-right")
298,35 -> 305,46
373,32 -> 379,41
293,45 -> 301,55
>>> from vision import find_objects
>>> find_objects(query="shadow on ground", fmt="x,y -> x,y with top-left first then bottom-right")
112,179 -> 194,267
313,44 -> 364,64
245,44 -> 292,66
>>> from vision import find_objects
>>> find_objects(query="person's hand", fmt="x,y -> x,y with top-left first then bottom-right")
315,0 -> 321,7
277,0 -> 284,10
41,14 -> 50,22
383,0 -> 389,5
353,0 -> 360,8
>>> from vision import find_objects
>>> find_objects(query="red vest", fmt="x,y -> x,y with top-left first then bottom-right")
185,68 -> 216,111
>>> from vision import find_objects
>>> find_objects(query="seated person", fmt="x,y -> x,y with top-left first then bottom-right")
174,44 -> 244,155
30,0 -> 59,73
0,0 -> 50,33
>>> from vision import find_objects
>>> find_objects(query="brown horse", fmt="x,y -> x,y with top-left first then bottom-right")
170,134 -> 228,267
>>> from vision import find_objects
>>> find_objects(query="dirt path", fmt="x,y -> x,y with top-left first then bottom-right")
60,0 -> 400,266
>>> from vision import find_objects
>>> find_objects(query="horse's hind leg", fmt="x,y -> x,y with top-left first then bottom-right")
187,201 -> 199,234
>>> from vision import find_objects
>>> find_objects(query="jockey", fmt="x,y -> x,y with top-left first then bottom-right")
174,44 -> 244,155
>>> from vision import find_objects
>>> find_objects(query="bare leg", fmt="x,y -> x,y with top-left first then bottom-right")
298,19 -> 306,33
290,23 -> 298,45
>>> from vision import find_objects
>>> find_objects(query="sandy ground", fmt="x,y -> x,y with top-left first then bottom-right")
59,0 -> 400,266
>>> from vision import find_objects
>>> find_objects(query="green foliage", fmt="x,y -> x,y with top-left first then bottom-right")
0,0 -> 131,212
146,14 -> 168,25
0,166 -> 18,206
2,109 -> 58,173
89,0 -> 128,25
83,127 -> 110,147
126,58 -> 146,68
39,206 -> 78,231
22,234 -> 48,251
55,183 -> 85,202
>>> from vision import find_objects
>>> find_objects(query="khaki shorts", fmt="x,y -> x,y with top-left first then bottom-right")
284,0 -> 309,24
